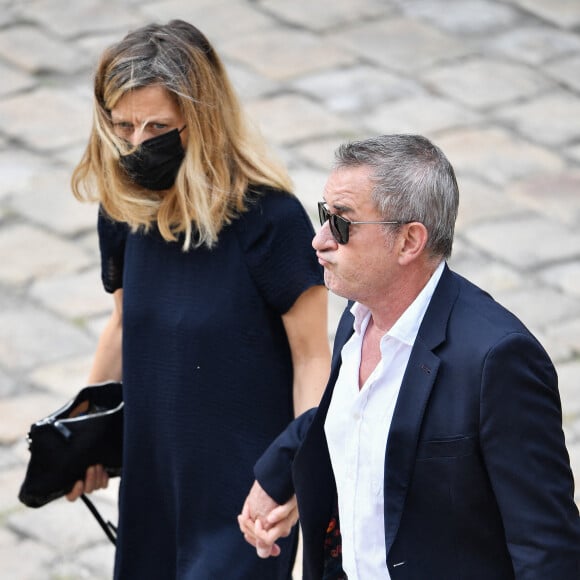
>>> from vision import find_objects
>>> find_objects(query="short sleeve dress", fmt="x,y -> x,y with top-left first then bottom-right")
98,186 -> 323,579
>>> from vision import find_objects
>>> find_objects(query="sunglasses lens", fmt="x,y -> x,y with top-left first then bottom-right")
318,203 -> 328,227
331,216 -> 348,244
318,202 -> 348,244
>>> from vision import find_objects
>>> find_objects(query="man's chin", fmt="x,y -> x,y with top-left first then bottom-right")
324,275 -> 347,300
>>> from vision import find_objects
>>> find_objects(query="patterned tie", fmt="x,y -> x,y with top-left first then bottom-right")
322,499 -> 348,579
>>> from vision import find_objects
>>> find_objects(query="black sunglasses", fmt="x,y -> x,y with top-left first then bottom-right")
318,202 -> 405,245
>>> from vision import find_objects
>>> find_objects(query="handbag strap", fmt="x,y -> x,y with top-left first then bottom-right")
80,494 -> 117,546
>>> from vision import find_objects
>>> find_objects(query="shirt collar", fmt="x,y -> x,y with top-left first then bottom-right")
350,261 -> 445,346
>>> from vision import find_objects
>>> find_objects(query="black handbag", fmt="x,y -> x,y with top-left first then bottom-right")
18,381 -> 124,544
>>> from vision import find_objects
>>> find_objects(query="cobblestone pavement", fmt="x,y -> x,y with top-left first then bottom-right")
1,0 -> 579,578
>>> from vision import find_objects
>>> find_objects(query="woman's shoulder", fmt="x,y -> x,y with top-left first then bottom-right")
235,184 -> 314,247
243,185 -> 308,222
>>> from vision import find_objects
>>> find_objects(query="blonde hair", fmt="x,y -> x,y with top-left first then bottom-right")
72,20 -> 292,249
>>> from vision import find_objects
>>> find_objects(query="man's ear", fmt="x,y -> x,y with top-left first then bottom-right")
398,222 -> 429,265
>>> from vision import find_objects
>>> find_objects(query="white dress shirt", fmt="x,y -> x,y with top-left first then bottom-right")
324,261 -> 444,579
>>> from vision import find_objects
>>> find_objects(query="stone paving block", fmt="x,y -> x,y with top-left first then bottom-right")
510,0 -> 580,29
12,437 -> 30,463
333,17 -> 471,73
225,60 -> 279,101
0,367 -> 14,397
569,144 -> 580,164
464,214 -> 580,269
221,28 -> 357,80
0,453 -> 20,476
7,495 -> 112,551
76,32 -> 125,73
293,134 -> 369,171
546,54 -> 580,93
558,360 -> 580,418
0,88 -> 92,152
291,65 -> 421,115
0,150 -> 55,200
0,1 -> 17,26
506,170 -> 580,227
0,466 -> 27,514
0,297 -> 95,372
27,354 -> 95,398
20,0 -> 143,39
0,0 -> 579,574
488,25 -> 580,65
53,141 -> 92,173
245,94 -> 355,146
76,228 -> 102,260
141,0 -> 275,45
0,392 -> 64,444
546,317 -> 580,357
0,223 -> 93,285
29,266 -> 111,320
139,0 -> 215,21
449,253 -> 524,296
0,25 -> 88,74
0,526 -> 17,547
0,534 -> 55,580
539,262 -> 580,300
454,176 -> 526,232
397,0 -> 521,35
568,443 -> 580,505
0,439 -> 29,471
0,62 -> 36,97
85,312 -> 113,339
8,169 -> 99,236
291,166 -> 331,218
75,542 -> 116,579
48,559 -> 112,580
435,127 -> 564,186
424,58 -> 552,110
498,92 -> 580,147
494,286 -> 580,332
362,95 -> 481,136
258,0 -> 391,31
530,328 -> 575,364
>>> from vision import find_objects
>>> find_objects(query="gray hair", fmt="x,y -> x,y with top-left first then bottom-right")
334,134 -> 459,259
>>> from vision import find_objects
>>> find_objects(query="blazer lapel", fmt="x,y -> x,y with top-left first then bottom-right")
383,265 -> 460,556
318,303 -> 355,420
383,344 -> 440,554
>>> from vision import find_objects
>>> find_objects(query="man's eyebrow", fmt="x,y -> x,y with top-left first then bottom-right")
331,202 -> 353,215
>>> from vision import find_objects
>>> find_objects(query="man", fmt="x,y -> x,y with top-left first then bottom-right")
239,134 -> 580,579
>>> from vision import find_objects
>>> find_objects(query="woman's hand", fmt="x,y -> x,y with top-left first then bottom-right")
238,480 -> 298,558
66,464 -> 109,501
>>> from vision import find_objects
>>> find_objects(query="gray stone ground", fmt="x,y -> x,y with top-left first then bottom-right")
1,0 -> 579,578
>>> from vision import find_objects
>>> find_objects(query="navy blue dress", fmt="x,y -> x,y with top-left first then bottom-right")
97,187 -> 323,579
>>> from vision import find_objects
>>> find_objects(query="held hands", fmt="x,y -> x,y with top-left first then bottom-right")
237,480 -> 298,558
65,464 -> 109,501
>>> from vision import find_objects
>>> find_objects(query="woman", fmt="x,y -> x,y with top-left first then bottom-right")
67,20 -> 330,579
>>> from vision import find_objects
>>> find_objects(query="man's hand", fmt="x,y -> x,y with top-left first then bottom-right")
65,464 -> 109,501
238,480 -> 298,558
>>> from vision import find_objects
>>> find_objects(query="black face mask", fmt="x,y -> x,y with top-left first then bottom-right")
119,127 -> 185,191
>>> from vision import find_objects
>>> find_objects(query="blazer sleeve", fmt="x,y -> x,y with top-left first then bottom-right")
480,331 -> 580,578
254,408 -> 317,504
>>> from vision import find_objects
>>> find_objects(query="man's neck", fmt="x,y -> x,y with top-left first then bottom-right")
366,259 -> 443,333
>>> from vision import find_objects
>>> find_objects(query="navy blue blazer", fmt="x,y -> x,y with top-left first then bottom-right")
256,265 -> 580,579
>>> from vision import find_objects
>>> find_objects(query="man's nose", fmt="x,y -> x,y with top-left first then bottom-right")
312,220 -> 337,250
